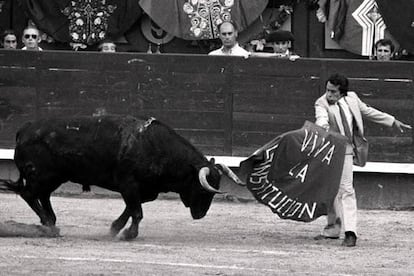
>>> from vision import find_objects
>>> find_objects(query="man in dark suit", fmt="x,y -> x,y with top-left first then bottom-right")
314,73 -> 411,247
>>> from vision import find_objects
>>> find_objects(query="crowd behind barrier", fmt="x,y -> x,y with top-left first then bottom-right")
2,22 -> 412,61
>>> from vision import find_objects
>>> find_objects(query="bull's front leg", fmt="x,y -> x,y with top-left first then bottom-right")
120,204 -> 143,240
115,171 -> 143,240
110,207 -> 129,237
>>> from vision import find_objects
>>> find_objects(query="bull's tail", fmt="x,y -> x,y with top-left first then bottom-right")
0,176 -> 24,194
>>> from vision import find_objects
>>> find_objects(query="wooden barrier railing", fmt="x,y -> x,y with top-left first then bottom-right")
0,50 -> 413,163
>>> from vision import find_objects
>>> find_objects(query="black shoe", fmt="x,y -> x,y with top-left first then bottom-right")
314,234 -> 339,240
342,231 -> 357,247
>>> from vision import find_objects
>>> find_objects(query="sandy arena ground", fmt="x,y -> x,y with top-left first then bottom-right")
0,192 -> 413,275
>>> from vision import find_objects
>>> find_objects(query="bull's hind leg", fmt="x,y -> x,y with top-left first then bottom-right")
39,194 -> 56,225
21,178 -> 61,227
20,190 -> 51,226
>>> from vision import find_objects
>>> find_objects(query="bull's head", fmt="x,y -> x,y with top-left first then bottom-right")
180,160 -> 244,219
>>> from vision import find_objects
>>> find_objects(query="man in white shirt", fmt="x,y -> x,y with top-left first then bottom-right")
21,26 -> 43,51
208,21 -> 249,58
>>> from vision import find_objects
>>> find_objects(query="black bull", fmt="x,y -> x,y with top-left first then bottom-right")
0,116 -> 244,240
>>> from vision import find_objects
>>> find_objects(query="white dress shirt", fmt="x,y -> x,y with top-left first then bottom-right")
208,43 -> 249,58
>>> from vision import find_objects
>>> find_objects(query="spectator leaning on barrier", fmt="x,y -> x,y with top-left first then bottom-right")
313,73 -> 411,247
374,39 -> 395,61
266,30 -> 300,61
208,21 -> 249,58
250,30 -> 300,61
21,26 -> 42,51
1,29 -> 17,49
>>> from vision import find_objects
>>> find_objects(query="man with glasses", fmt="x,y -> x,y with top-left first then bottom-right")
1,30 -> 18,49
208,21 -> 249,58
21,26 -> 42,51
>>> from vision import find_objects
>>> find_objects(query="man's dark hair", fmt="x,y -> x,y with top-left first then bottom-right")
98,38 -> 116,49
1,29 -> 16,42
217,21 -> 238,33
326,73 -> 349,95
375,39 -> 395,52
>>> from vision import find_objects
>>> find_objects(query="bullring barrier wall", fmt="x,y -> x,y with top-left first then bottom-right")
0,50 -> 413,209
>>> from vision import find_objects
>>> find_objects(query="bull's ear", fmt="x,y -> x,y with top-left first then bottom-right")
179,192 -> 190,207
209,157 -> 215,164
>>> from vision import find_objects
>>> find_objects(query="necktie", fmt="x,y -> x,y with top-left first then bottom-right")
338,103 -> 352,142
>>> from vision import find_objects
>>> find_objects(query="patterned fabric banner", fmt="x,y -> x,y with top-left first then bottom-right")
139,0 -> 267,40
18,0 -> 142,45
239,121 -> 347,222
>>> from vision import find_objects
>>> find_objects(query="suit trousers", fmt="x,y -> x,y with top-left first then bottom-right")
322,153 -> 357,237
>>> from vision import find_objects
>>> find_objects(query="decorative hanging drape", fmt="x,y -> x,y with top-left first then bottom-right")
18,0 -> 142,45
376,0 -> 414,53
139,0 -> 268,40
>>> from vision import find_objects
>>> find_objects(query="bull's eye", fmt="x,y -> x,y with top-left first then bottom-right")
214,165 -> 224,176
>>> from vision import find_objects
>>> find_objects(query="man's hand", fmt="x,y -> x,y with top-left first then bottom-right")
393,119 -> 412,133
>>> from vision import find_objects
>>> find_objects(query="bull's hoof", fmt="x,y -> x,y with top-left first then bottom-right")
38,225 -> 61,237
119,228 -> 138,240
41,219 -> 56,227
0,221 -> 60,238
110,226 -> 121,237
110,222 -> 124,237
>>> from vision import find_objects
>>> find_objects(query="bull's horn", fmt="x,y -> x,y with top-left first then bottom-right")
218,164 -> 246,186
198,167 -> 224,194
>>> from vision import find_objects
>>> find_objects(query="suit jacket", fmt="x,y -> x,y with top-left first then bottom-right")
315,91 -> 395,166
